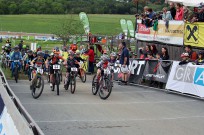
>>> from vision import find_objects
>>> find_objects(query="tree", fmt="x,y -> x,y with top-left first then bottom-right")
53,15 -> 84,46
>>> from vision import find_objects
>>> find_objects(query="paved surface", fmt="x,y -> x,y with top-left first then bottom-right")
8,75 -> 204,135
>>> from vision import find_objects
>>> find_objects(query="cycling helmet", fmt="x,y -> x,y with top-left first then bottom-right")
14,45 -> 19,50
75,50 -> 80,55
181,52 -> 189,58
102,54 -> 109,61
2,45 -> 5,49
27,50 -> 33,54
23,44 -> 27,49
5,44 -> 10,47
45,50 -> 49,53
33,51 -> 37,55
37,51 -> 44,57
69,50 -> 75,56
37,45 -> 41,48
110,52 -> 116,57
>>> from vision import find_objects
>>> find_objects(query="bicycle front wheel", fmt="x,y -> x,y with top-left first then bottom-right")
80,69 -> 86,83
70,75 -> 76,94
14,67 -> 18,83
55,73 -> 60,95
99,77 -> 112,100
32,75 -> 44,99
92,75 -> 99,95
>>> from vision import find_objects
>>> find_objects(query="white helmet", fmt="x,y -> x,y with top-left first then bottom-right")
110,52 -> 116,57
2,45 -> 5,49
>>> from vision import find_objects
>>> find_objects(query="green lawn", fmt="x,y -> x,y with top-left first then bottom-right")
0,14 -> 135,35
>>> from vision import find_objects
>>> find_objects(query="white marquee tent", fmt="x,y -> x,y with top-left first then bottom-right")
166,0 -> 204,7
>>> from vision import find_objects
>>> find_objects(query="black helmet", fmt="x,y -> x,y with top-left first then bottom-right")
14,45 -> 19,50
27,50 -> 33,54
45,50 -> 49,53
37,51 -> 44,57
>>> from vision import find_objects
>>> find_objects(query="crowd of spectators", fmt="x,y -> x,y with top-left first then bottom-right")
136,2 -> 204,28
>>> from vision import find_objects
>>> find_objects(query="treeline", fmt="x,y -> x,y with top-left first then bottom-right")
0,0 -> 165,14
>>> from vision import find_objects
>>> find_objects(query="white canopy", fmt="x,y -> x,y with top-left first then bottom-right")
165,0 -> 184,3
183,0 -> 204,7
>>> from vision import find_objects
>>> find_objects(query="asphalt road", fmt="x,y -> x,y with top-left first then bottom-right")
8,75 -> 204,135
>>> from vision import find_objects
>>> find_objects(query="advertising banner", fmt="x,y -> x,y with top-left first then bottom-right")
79,12 -> 90,34
166,61 -> 204,97
136,20 -> 184,45
184,22 -> 204,48
143,60 -> 172,83
0,95 -> 20,135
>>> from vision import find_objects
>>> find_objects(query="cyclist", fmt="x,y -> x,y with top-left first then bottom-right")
36,45 -> 42,52
21,44 -> 27,57
10,46 -> 22,77
44,50 -> 50,60
109,52 -> 117,86
95,54 -> 109,83
33,51 -> 37,59
74,50 -> 85,77
5,44 -> 12,55
46,47 -> 66,88
23,50 -> 34,72
64,51 -> 77,87
30,51 -> 45,90
70,42 -> 78,53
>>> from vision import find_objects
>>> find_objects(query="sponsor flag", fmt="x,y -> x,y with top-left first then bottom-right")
79,12 -> 90,34
127,20 -> 135,38
120,19 -> 128,38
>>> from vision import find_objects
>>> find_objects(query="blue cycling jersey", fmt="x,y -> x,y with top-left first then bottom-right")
11,51 -> 22,61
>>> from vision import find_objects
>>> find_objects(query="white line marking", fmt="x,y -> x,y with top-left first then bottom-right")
22,100 -> 196,105
35,115 -> 204,123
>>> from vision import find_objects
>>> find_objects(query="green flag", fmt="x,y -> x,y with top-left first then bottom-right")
127,20 -> 135,38
120,19 -> 128,38
79,12 -> 90,34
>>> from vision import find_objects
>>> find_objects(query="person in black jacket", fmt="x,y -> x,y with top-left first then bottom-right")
161,47 -> 169,60
169,2 -> 176,19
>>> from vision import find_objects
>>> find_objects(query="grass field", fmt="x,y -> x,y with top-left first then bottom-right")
0,14 -> 135,35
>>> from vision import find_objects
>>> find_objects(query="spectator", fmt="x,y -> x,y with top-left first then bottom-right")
79,45 -> 85,54
86,45 -> 95,74
195,51 -> 204,65
179,52 -> 191,65
162,7 -> 173,30
18,40 -> 23,51
132,53 -> 137,59
161,47 -> 169,60
195,6 -> 204,22
156,52 -> 162,60
147,8 -> 156,19
146,52 -> 155,60
139,45 -> 151,59
144,6 -> 149,15
183,6 -> 194,22
150,45 -> 158,57
169,2 -> 176,19
175,3 -> 184,20
162,7 -> 173,21
119,42 -> 129,85
185,45 -> 197,61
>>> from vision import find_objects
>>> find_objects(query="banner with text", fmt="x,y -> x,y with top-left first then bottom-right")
166,62 -> 204,97
184,22 -> 204,48
143,60 -> 172,83
136,20 -> 184,45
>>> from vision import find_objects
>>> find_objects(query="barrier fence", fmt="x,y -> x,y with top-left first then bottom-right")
113,59 -> 204,98
0,68 -> 44,135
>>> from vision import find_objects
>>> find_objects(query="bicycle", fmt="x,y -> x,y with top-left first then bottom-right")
51,63 -> 61,95
11,60 -> 20,83
92,67 -> 112,100
64,67 -> 77,94
30,66 -> 44,99
78,61 -> 86,83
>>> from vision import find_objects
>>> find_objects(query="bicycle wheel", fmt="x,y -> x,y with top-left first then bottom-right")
55,73 -> 60,95
32,76 -> 44,99
80,69 -> 86,83
92,75 -> 99,95
70,75 -> 76,94
28,68 -> 32,81
99,77 -> 112,100
14,67 -> 18,83
64,76 -> 70,90
47,73 -> 50,83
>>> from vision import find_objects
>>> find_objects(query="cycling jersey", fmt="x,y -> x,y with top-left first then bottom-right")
32,57 -> 45,67
49,56 -> 64,65
11,51 -> 22,61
